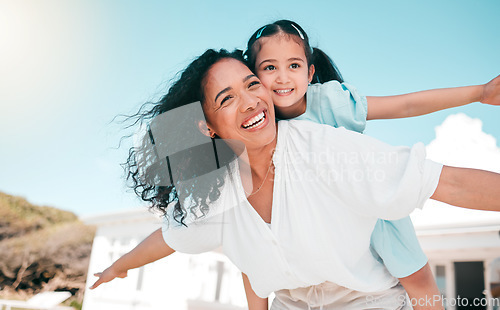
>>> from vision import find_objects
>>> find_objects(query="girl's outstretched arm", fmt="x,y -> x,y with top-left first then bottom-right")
242,273 -> 269,310
366,75 -> 500,120
89,228 -> 174,289
399,263 -> 444,310
431,165 -> 500,212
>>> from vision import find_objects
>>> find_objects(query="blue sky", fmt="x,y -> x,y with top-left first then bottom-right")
1,0 -> 499,216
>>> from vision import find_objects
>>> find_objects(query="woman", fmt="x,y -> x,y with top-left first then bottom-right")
91,49 -> 500,309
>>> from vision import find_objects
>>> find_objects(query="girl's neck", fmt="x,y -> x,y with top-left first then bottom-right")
275,95 -> 307,119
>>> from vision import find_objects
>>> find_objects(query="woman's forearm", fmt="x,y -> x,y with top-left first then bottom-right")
119,228 -> 173,269
366,85 -> 482,120
431,165 -> 500,212
90,228 -> 174,289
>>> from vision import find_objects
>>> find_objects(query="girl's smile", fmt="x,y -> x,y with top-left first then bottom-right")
274,88 -> 294,96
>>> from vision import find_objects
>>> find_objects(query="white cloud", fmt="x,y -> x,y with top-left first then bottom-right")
411,113 -> 500,229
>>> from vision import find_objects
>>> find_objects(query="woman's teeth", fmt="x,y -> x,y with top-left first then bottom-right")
242,112 -> 265,129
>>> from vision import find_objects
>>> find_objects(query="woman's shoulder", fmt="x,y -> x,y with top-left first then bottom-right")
277,120 -> 356,149
280,119 -> 352,135
278,119 -> 383,155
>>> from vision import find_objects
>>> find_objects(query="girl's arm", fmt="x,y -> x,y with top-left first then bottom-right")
366,75 -> 500,120
491,284 -> 500,298
431,165 -> 500,212
399,263 -> 444,310
242,272 -> 269,310
89,228 -> 174,289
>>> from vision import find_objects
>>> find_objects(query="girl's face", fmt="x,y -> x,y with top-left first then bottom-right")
202,58 -> 276,150
254,35 -> 315,114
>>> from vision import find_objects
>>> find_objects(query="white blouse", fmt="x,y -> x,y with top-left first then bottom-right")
162,120 -> 442,298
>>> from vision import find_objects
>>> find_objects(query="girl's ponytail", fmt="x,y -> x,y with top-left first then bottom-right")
311,47 -> 344,84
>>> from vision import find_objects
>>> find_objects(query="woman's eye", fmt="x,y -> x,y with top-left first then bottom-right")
263,65 -> 276,71
220,95 -> 232,107
248,80 -> 261,88
290,63 -> 300,69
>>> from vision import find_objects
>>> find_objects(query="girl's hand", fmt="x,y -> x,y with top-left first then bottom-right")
89,265 -> 128,289
481,75 -> 500,106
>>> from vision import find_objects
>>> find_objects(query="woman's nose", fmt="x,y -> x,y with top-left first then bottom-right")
239,91 -> 259,112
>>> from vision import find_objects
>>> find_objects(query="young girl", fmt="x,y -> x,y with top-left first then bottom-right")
240,19 -> 500,309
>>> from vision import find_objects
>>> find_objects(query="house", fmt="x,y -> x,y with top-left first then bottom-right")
410,113 -> 500,310
413,205 -> 500,310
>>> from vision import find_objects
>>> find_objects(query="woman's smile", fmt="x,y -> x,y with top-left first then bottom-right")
241,109 -> 268,131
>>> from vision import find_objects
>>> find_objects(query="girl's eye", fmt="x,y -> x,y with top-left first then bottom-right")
290,63 -> 300,69
263,65 -> 276,71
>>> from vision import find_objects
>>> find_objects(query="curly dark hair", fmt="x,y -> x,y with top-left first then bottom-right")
243,19 -> 344,84
125,49 -> 245,226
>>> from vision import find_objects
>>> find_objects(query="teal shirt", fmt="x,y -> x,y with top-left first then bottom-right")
292,80 -> 427,278
294,80 -> 367,133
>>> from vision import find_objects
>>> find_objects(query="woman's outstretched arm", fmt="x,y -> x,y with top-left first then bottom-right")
90,228 -> 174,289
431,165 -> 500,212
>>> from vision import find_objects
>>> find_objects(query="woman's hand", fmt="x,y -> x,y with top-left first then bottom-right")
88,228 -> 174,290
90,265 -> 128,289
480,74 -> 500,106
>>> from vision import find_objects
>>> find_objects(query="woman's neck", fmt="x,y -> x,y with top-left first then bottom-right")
246,139 -> 276,176
238,129 -> 278,196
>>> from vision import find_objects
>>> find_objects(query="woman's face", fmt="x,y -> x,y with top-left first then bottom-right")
202,58 -> 276,150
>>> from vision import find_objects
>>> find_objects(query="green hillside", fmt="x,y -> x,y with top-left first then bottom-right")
0,192 -> 96,309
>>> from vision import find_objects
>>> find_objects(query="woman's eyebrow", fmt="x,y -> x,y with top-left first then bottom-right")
243,74 -> 257,82
214,75 -> 256,103
215,86 -> 231,103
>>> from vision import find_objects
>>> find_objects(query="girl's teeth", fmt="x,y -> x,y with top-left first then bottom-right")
275,89 -> 292,94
